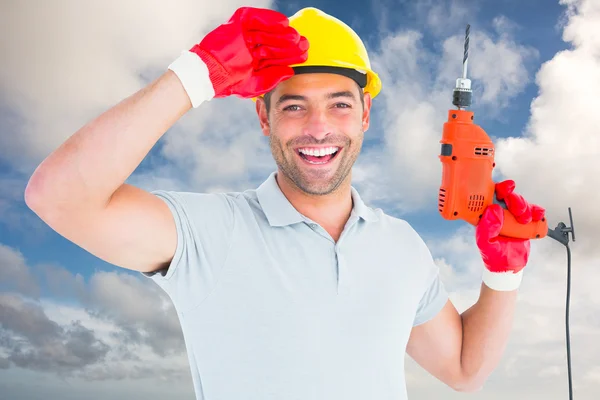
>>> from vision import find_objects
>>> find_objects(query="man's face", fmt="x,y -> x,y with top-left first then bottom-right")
256,73 -> 372,196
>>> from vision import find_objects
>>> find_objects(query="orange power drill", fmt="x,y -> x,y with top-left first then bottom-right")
438,24 -> 548,239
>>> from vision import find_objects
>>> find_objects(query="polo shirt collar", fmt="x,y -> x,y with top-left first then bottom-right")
256,171 -> 379,227
350,186 -> 379,223
256,172 -> 305,227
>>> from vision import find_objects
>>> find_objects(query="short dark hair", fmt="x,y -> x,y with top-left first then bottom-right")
263,80 -> 365,113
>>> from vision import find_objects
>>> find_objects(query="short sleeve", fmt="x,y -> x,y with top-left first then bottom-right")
140,190 -> 236,312
413,272 -> 448,326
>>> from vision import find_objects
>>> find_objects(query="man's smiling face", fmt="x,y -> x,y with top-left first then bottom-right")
257,72 -> 372,196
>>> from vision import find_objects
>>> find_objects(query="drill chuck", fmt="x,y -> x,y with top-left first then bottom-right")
453,78 -> 472,108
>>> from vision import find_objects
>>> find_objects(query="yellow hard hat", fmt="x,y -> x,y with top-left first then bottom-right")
253,7 -> 382,101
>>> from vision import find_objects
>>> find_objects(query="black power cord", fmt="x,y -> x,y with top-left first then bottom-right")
547,207 -> 576,400
566,244 -> 572,400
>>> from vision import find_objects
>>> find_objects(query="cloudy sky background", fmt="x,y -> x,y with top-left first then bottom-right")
1,0 -> 599,399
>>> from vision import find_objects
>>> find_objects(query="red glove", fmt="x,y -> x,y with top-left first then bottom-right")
169,7 -> 309,106
476,180 -> 546,291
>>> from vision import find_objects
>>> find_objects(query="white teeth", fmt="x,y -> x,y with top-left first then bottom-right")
298,147 -> 339,156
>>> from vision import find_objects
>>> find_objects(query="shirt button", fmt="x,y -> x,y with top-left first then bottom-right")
310,224 -> 317,229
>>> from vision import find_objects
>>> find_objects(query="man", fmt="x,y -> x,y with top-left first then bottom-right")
25,6 -> 545,400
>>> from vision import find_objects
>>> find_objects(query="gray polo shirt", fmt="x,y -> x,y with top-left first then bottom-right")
142,171 -> 448,400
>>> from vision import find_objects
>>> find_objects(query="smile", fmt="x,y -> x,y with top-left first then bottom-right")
296,146 -> 341,165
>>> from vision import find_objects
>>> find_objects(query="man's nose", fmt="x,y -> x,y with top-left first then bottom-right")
302,108 -> 333,141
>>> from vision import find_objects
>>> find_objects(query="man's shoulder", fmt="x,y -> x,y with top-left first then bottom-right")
370,207 -> 412,229
366,207 -> 428,243
149,187 -> 260,217
150,187 -> 252,202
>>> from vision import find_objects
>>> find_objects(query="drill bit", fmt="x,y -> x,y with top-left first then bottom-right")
463,24 -> 470,79
453,23 -> 472,109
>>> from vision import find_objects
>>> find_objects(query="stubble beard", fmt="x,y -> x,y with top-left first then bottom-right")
269,132 -> 363,196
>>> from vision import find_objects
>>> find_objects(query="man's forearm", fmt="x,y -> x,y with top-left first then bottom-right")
457,282 -> 518,391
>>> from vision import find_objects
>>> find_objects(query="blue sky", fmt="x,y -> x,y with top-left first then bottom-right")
1,0 -> 599,399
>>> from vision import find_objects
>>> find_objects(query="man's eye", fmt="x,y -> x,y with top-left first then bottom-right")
283,105 -> 301,111
335,103 -> 351,108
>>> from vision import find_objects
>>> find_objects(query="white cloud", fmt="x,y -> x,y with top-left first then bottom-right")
0,367 -> 195,400
0,244 -> 40,298
494,0 -> 600,258
424,0 -> 471,37
560,0 -> 600,55
440,30 -> 539,109
0,241 -> 195,397
492,15 -> 520,37
141,95 -> 277,194
0,0 -> 272,175
86,271 -> 186,358
40,295 -> 191,381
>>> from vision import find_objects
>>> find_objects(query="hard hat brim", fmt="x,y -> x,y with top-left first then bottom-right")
251,66 -> 381,102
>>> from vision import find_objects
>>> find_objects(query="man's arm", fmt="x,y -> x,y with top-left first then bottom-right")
24,7 -> 308,274
25,70 -> 194,273
406,283 -> 518,392
407,182 -> 544,392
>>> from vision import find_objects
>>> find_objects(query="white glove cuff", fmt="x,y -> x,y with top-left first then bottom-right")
482,269 -> 524,291
168,50 -> 215,108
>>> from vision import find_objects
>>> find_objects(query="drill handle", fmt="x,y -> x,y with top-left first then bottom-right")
497,201 -> 548,239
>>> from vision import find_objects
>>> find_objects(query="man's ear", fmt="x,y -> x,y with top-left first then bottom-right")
362,92 -> 372,132
256,97 -> 270,137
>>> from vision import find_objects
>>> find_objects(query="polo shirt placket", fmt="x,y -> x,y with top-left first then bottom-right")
302,212 -> 361,294
257,172 -> 377,296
